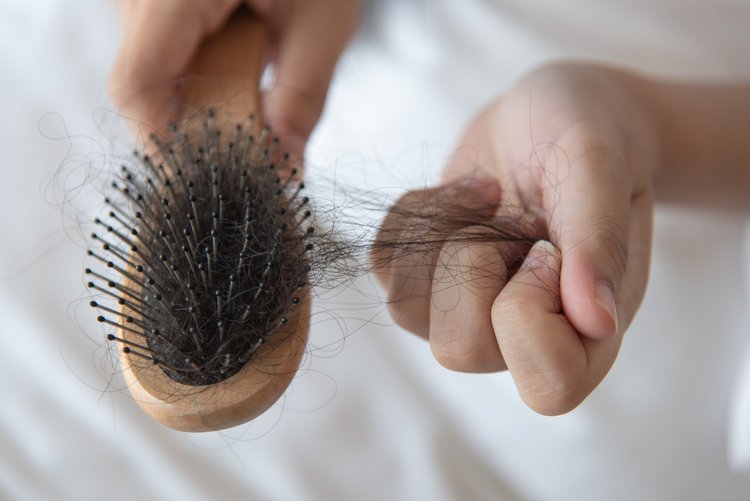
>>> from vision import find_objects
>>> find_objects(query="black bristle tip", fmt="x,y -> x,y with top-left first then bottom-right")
87,110 -> 312,386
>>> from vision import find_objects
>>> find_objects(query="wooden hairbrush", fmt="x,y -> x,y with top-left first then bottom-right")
88,9 -> 313,432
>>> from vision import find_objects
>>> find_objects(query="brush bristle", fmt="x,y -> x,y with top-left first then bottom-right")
88,111 -> 314,386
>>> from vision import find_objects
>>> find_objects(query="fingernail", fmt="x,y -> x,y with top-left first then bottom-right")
594,281 -> 618,337
451,177 -> 500,201
525,240 -> 558,265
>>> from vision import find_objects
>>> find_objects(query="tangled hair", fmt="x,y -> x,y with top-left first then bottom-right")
88,112 -> 321,386
85,110 -> 541,391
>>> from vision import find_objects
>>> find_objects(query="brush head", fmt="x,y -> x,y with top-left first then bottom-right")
87,111 -> 314,430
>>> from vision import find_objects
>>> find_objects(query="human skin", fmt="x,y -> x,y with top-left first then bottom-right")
109,0 -> 361,158
110,4 -> 750,416
372,63 -> 750,415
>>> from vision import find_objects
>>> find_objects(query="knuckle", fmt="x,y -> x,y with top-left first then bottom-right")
430,330 -> 501,373
519,374 -> 587,416
387,300 -> 428,338
439,230 -> 510,279
591,213 -> 629,280
385,264 -> 432,337
492,295 -> 535,325
264,88 -> 321,139
432,345 -> 477,372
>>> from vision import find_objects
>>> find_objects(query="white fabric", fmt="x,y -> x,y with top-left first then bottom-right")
1,0 -> 749,499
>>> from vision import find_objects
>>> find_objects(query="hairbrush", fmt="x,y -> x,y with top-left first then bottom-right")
87,10 -> 314,432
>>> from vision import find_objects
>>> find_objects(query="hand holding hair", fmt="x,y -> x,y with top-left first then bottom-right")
373,63 -> 750,415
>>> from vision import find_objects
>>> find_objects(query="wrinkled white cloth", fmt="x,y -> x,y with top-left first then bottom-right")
1,0 -> 749,500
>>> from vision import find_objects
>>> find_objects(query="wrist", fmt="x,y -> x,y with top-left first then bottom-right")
622,73 -> 750,209
597,67 -> 664,198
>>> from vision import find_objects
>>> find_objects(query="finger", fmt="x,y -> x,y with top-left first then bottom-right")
110,0 -> 239,126
492,240 -> 620,415
546,140 -> 632,340
115,0 -> 134,23
429,228 -> 528,373
260,0 -> 360,158
371,179 -> 502,338
440,104 -> 507,185
614,190 -> 653,332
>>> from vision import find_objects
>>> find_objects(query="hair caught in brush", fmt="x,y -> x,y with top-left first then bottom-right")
85,110 -> 541,394
87,111 -> 326,387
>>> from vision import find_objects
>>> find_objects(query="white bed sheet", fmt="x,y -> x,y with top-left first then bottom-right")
2,0 -> 750,499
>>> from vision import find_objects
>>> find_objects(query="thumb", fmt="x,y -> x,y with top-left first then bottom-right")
552,148 -> 632,341
492,240 -> 593,415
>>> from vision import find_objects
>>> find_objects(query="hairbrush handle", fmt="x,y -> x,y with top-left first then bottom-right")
178,7 -> 266,127
119,8 -> 311,432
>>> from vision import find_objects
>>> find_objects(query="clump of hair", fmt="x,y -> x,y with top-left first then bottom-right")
87,111 -> 315,386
